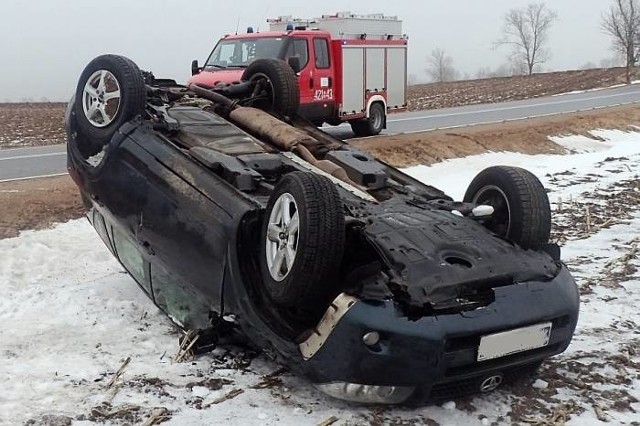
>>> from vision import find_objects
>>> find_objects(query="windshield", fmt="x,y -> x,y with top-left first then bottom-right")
205,37 -> 286,68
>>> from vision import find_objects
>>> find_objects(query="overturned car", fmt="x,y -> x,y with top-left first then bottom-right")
66,54 -> 579,404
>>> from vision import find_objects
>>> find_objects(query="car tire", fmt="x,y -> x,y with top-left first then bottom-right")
73,54 -> 146,156
241,59 -> 300,117
463,166 -> 551,250
259,172 -> 345,308
350,102 -> 385,137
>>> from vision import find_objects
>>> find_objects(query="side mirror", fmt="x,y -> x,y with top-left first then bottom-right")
191,59 -> 201,76
287,57 -> 301,74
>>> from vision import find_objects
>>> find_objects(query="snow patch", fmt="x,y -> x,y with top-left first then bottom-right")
1,131 -> 640,424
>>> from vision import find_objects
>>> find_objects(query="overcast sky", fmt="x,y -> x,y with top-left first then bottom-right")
0,0 -> 614,102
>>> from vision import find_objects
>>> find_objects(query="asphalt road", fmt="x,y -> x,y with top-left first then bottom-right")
0,145 -> 68,183
2,83 -> 640,182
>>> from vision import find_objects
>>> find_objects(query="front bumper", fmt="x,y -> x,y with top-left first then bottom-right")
300,266 -> 579,403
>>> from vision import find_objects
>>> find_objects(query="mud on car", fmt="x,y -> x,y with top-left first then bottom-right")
66,54 -> 579,404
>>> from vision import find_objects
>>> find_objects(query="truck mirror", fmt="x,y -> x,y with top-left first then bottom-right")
287,57 -> 301,74
191,60 -> 200,76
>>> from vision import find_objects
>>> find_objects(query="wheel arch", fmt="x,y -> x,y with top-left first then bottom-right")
366,95 -> 387,118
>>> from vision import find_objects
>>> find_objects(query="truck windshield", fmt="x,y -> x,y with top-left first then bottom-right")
205,37 -> 286,68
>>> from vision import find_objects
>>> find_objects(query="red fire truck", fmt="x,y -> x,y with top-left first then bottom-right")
188,12 -> 408,136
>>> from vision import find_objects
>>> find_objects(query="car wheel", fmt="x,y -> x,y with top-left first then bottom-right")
73,55 -> 146,156
241,59 -> 300,117
259,172 -> 345,308
350,102 -> 385,137
463,166 -> 551,250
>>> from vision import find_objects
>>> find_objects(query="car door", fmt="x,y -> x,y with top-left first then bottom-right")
87,134 -> 230,329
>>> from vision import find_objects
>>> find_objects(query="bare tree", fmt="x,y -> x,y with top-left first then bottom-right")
580,62 -> 598,70
475,64 -> 514,79
496,3 -> 557,75
475,67 -> 492,79
600,56 -> 624,68
425,48 -> 459,83
494,63 -> 515,78
602,0 -> 640,82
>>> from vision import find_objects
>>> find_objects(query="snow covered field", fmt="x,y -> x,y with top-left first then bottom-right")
1,131 -> 638,425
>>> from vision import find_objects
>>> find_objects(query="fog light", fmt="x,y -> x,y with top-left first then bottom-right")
362,331 -> 380,346
316,382 -> 414,404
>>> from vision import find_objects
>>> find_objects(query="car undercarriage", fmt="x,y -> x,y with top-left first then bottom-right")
66,54 -> 579,404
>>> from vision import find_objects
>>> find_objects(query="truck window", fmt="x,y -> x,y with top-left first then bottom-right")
206,38 -> 287,68
216,44 -> 236,64
286,38 -> 309,69
314,38 -> 330,69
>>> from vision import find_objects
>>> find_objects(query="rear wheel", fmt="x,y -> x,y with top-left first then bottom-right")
350,102 -> 385,137
73,55 -> 146,156
259,172 -> 345,308
241,59 -> 300,117
463,166 -> 551,250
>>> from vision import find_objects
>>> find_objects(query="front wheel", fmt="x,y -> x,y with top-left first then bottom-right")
73,55 -> 146,156
241,59 -> 300,116
463,166 -> 551,250
259,172 -> 345,308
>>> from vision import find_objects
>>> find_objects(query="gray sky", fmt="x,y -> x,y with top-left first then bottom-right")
1,0 -> 613,102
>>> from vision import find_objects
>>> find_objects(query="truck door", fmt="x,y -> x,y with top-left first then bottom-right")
285,37 -> 312,104
310,37 -> 336,116
291,36 -> 335,123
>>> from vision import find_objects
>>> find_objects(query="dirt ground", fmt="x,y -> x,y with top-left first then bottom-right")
0,175 -> 84,239
407,67 -> 635,110
2,104 -> 639,239
0,67 -> 635,151
352,104 -> 640,167
0,102 -> 66,149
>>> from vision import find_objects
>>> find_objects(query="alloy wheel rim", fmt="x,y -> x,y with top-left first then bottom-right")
82,69 -> 121,128
265,192 -> 300,281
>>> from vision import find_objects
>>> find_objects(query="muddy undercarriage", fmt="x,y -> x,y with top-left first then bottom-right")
66,54 -> 579,404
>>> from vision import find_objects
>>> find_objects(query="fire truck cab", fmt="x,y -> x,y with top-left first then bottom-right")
189,12 -> 408,137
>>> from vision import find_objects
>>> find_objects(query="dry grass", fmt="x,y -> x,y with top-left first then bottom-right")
352,105 -> 640,167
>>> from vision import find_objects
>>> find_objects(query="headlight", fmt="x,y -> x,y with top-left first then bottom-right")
316,382 -> 414,404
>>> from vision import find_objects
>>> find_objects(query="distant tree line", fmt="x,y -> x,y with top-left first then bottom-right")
423,0 -> 640,84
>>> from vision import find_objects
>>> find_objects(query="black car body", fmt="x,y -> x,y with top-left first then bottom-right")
66,55 -> 579,404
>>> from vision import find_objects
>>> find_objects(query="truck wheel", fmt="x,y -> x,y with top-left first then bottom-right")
73,55 -> 146,154
350,102 -> 385,137
463,166 -> 551,250
242,59 -> 300,117
259,172 -> 345,308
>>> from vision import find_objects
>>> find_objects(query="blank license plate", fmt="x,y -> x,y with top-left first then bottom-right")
477,322 -> 552,362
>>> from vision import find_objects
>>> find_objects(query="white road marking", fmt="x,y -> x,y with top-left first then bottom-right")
393,100 -> 640,135
0,173 -> 68,183
0,144 -> 65,152
387,90 -> 640,123
0,152 -> 66,161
